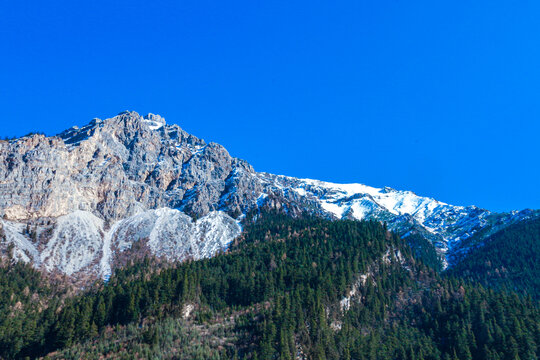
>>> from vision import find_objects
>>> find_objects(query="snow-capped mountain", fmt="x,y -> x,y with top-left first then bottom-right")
258,175 -> 536,266
0,111 -> 536,280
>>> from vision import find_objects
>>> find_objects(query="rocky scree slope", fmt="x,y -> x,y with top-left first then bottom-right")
0,111 -> 535,280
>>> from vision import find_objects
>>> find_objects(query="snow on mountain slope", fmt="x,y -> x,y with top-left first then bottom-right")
257,174 -> 538,263
142,113 -> 166,131
288,178 -> 442,220
259,174 -> 451,225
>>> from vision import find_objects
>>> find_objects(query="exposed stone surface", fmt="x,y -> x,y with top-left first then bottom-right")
0,112 -> 252,279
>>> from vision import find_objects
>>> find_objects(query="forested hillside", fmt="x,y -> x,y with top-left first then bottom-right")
448,216 -> 540,298
0,214 -> 537,359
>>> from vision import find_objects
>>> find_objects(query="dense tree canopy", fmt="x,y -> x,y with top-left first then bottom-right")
0,213 -> 537,359
449,216 -> 540,299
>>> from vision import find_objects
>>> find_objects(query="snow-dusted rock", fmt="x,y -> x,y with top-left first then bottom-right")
255,174 -> 537,264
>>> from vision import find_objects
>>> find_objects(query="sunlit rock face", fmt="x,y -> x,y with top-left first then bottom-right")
0,111 -> 250,279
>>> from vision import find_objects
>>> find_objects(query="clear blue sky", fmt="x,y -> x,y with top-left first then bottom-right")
1,1 -> 539,212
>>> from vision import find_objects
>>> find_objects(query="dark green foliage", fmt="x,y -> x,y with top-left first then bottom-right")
0,262 -> 60,359
404,233 -> 444,271
46,317 -> 234,359
48,215 -> 404,357
414,281 -> 539,360
449,216 -> 540,298
0,212 -> 538,359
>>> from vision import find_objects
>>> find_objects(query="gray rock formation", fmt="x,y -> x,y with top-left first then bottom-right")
0,111 -> 260,221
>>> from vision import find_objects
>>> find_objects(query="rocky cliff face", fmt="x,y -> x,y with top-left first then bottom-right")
0,112 -> 255,280
0,111 -> 535,280
0,112 -> 262,222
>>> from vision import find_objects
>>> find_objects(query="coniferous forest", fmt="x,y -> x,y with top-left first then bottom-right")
0,213 -> 538,359
448,217 -> 540,299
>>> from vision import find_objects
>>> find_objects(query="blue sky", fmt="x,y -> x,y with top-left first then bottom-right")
1,1 -> 539,212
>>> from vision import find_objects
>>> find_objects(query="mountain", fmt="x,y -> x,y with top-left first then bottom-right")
448,216 -> 540,298
259,175 -> 537,267
0,111 -> 536,281
2,214 -> 538,359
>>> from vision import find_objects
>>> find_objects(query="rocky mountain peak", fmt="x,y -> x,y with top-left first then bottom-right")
0,111 -> 537,282
143,113 -> 166,128
59,111 -> 166,142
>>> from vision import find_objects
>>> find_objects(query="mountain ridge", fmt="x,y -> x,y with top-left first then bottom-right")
0,111 -> 536,281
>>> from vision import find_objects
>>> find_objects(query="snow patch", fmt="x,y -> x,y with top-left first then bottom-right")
143,113 -> 166,130
143,120 -> 164,131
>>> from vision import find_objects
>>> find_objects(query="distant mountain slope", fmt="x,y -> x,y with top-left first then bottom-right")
0,111 -> 536,280
447,216 -> 540,298
259,175 -> 537,263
